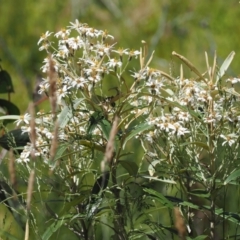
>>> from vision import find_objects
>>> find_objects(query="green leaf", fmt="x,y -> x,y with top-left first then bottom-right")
189,189 -> 210,198
0,115 -> 20,121
142,175 -> 176,184
87,111 -> 104,135
91,171 -> 110,195
180,201 -> 201,210
148,160 -> 160,176
224,169 -> 240,185
0,70 -> 14,93
224,87 -> 240,98
119,160 -> 138,176
58,105 -> 71,128
180,141 -> 209,150
42,218 -> 68,240
59,195 -> 88,216
216,51 -> 235,84
0,99 -> 20,125
49,144 -> 69,169
0,129 -> 29,154
98,119 -> 111,140
0,231 -> 21,240
0,204 -> 24,239
143,188 -> 174,208
187,236 -> 208,240
163,97 -> 202,121
73,98 -> 84,109
58,99 -> 84,128
123,122 -> 153,149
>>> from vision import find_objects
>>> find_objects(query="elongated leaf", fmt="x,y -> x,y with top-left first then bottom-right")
180,201 -> 200,210
224,87 -> 240,98
0,115 -> 20,121
58,105 -> 71,128
0,204 -> 24,239
180,141 -> 209,150
0,231 -> 20,240
49,144 -> 69,169
216,51 -> 235,84
148,160 -> 159,176
0,99 -> 20,125
98,119 -> 111,140
73,98 -> 84,109
224,169 -> 240,185
123,122 -> 153,149
143,188 -> 174,208
59,196 -> 88,216
53,144 -> 68,161
187,236 -> 208,240
189,189 -> 210,198
172,51 -> 206,82
142,175 -> 176,184
119,160 -> 138,176
163,97 -> 203,121
91,172 -> 110,195
42,218 -> 68,240
79,140 -> 105,152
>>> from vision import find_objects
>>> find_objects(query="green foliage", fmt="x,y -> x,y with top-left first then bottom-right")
0,20 -> 238,240
1,2 -> 240,239
0,63 -> 20,126
0,69 -> 14,94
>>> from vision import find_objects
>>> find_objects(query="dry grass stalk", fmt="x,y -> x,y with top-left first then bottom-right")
8,150 -> 17,200
26,170 -> 35,211
24,219 -> 29,240
50,122 -> 58,161
102,117 -> 119,171
48,56 -> 57,120
8,150 -> 16,186
29,102 -> 36,159
174,207 -> 187,239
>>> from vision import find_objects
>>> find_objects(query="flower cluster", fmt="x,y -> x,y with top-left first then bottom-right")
15,20 -> 143,163
14,20 -> 240,168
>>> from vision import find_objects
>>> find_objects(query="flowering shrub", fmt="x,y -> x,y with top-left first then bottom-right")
1,20 -> 240,239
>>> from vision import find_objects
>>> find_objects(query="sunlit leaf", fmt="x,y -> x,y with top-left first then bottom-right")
49,144 -> 69,169
189,189 -> 210,198
42,218 -> 68,240
148,160 -> 159,176
123,122 -> 153,149
142,175 -> 176,184
58,105 -> 71,128
0,115 -> 20,121
216,51 -> 235,84
0,99 -> 20,125
98,119 -> 111,140
224,169 -> 240,185
224,87 -> 240,98
180,201 -> 200,210
0,204 -> 24,239
143,188 -> 174,208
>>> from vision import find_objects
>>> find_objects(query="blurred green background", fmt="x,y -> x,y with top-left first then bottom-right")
0,0 -> 240,112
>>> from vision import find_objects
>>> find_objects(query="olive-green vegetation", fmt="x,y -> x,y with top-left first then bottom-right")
0,1 -> 240,240
1,0 -> 240,111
